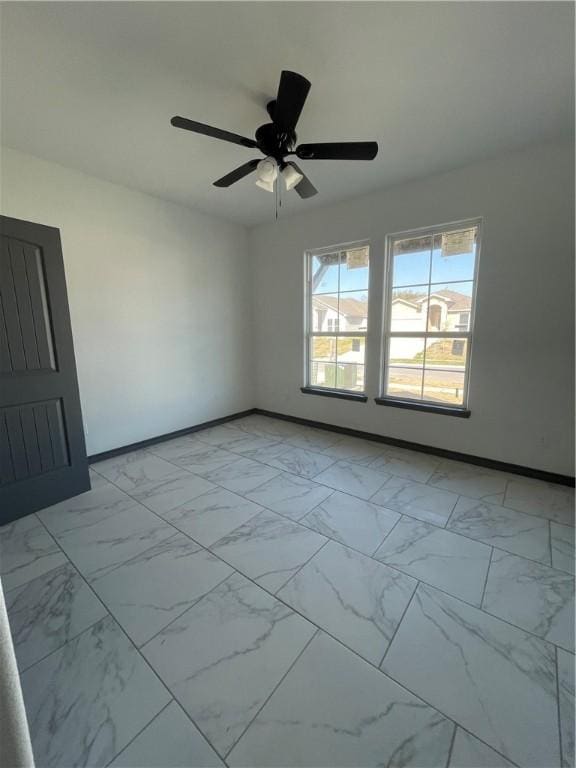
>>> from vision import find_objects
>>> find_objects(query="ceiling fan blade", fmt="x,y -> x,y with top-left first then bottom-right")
289,162 -> 318,199
296,142 -> 378,160
213,159 -> 260,187
171,116 -> 257,148
273,71 -> 311,131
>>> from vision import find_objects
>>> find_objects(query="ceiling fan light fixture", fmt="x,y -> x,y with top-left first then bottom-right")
282,163 -> 304,191
255,157 -> 278,192
255,177 -> 275,192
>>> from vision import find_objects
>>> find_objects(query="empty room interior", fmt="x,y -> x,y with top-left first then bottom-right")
0,2 -> 575,767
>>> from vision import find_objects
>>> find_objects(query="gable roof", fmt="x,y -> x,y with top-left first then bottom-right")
431,289 -> 472,311
314,295 -> 368,316
403,288 -> 472,311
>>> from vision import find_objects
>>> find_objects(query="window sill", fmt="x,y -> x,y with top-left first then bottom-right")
374,397 -> 471,418
301,387 -> 368,403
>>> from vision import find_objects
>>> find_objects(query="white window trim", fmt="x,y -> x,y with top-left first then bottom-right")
380,218 -> 482,411
304,239 -> 370,396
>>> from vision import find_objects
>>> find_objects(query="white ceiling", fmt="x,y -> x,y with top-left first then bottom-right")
1,2 -> 573,226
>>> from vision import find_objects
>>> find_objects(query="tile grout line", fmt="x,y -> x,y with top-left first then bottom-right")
132,567 -> 237,650
377,579 -> 420,669
137,569 -> 239,651
373,557 -> 569,653
183,434 -> 338,482
479,546 -> 494,610
503,477 -> 510,507
375,623 -> 528,767
444,722 -> 458,768
370,512 -> 403,556
273,536 -> 331,595
82,528 -> 184,583
222,628 -> 321,760
443,495 -> 460,530
5,561 -> 110,675
454,724 -> 521,768
31,513 -> 230,766
93,451 -> 572,651
103,699 -> 174,768
555,645 -> 565,768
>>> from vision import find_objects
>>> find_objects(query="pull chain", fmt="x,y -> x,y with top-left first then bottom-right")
275,164 -> 282,220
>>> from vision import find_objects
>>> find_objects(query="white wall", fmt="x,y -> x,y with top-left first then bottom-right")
1,148 -> 253,455
249,141 -> 575,476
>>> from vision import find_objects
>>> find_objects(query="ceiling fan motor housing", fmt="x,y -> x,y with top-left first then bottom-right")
255,122 -> 296,162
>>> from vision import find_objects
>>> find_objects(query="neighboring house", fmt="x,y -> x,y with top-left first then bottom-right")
391,288 -> 471,333
311,294 -> 368,388
390,288 -> 471,362
311,289 -> 470,391
312,295 -> 368,334
313,288 -> 470,336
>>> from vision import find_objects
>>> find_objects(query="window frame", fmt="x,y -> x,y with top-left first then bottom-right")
380,218 -> 482,413
304,239 -> 371,398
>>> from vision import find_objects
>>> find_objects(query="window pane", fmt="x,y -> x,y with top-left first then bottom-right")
312,294 -> 339,332
336,363 -> 365,392
431,228 -> 477,283
311,362 -> 336,389
424,337 -> 468,370
423,369 -> 465,405
392,235 -> 432,287
391,287 -> 428,332
389,336 -> 425,366
387,366 -> 423,400
339,247 -> 369,291
427,282 -> 473,331
311,253 -> 339,294
337,336 -> 366,365
338,291 -> 368,332
311,336 -> 336,361
308,243 -> 370,394
383,223 -> 478,409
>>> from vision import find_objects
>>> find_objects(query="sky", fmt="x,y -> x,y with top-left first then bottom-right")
312,244 -> 476,297
393,246 -> 476,287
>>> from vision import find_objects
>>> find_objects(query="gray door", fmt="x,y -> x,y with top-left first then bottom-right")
0,215 -> 89,524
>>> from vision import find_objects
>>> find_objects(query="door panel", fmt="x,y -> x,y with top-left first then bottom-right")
0,216 -> 89,524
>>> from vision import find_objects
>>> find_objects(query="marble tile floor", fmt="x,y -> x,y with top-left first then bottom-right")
1,414 -> 574,767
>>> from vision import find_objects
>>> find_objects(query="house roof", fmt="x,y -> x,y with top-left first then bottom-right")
316,289 -> 470,317
392,288 -> 471,312
432,289 -> 472,311
314,295 -> 368,316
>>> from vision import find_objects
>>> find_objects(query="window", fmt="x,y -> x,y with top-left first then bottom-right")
456,312 -> 470,331
382,221 -> 480,410
306,242 -> 369,394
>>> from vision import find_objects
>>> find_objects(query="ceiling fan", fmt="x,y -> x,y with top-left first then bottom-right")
170,70 -> 378,199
